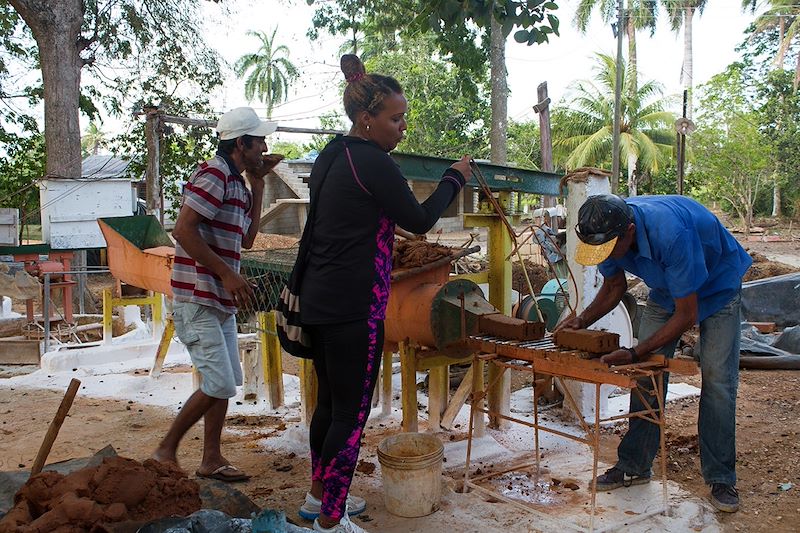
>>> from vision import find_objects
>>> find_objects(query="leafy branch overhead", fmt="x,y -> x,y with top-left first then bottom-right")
308,0 -> 560,50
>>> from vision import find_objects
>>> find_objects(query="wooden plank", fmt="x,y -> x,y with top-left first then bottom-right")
400,342 -> 418,433
665,357 -> 699,375
102,288 -> 113,344
415,352 -> 472,371
488,362 -> 510,429
381,349 -> 393,416
0,317 -> 27,337
635,354 -> 698,375
260,311 -> 285,410
471,359 -> 486,437
441,365 -> 474,430
529,358 -> 636,388
241,338 -> 261,401
149,318 -> 174,378
299,358 -> 317,427
748,321 -> 776,334
0,339 -> 41,364
427,366 -> 448,431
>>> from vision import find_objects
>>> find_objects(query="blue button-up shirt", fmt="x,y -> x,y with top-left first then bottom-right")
598,195 -> 752,322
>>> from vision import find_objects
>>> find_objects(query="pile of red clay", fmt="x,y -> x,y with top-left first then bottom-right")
393,239 -> 453,269
742,250 -> 799,282
0,456 -> 200,533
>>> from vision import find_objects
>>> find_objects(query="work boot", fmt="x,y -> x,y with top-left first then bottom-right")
299,492 -> 367,520
312,513 -> 370,533
710,483 -> 739,513
594,466 -> 651,491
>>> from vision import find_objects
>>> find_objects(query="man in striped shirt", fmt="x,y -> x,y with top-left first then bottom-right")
154,107 -> 279,482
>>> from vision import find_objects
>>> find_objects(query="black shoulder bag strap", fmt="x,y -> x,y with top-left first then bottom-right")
290,140 -> 351,283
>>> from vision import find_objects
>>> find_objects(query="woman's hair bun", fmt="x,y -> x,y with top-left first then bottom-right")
341,54 -> 366,83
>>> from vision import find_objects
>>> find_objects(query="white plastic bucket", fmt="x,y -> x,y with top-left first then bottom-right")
377,432 -> 444,517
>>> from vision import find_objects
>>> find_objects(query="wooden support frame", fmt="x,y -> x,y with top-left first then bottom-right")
299,358 -> 317,427
257,311 -> 285,410
392,342 -> 479,433
381,350 -> 393,416
399,341 -> 418,432
462,352 -> 675,533
150,318 -> 174,378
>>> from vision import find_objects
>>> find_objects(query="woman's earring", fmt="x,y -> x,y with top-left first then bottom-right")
366,124 -> 371,131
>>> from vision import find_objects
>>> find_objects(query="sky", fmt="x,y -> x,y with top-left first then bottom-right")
190,0 -> 755,147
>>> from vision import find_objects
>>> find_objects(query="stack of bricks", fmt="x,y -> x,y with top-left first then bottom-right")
552,329 -> 620,354
478,313 -> 546,341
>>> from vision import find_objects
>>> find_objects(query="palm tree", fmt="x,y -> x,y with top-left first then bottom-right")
234,28 -> 299,118
554,53 -> 676,196
662,0 -> 708,120
575,0 -> 658,96
81,122 -> 107,156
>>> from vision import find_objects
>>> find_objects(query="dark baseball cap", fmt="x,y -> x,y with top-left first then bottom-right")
574,194 -> 633,266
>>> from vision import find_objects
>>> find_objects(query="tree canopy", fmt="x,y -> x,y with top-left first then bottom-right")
364,34 -> 492,159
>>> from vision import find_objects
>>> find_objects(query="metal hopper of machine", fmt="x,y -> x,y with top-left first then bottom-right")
97,215 -> 175,296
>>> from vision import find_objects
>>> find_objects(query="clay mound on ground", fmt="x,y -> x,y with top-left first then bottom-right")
0,456 -> 200,533
512,260 -> 550,296
743,251 -> 799,282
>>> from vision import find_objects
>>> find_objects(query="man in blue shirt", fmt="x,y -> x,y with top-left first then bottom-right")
558,194 -> 751,513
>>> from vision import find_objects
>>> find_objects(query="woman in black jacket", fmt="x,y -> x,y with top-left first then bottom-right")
298,54 -> 470,533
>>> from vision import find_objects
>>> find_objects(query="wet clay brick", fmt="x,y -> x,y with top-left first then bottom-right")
552,329 -> 620,354
479,313 -> 545,341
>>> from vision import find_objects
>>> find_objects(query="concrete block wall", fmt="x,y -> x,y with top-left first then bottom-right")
515,230 -> 547,265
409,181 -> 465,233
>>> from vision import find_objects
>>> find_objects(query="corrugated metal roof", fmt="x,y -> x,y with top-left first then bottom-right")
81,155 -> 132,179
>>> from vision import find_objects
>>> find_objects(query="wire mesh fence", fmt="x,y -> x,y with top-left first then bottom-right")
237,245 -> 298,333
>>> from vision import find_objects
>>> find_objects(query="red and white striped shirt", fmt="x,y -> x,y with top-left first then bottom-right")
171,153 -> 252,314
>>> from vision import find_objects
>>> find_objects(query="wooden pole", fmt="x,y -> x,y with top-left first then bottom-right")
399,341 -> 419,432
260,311 -> 285,410
381,349 -> 393,416
534,83 -> 555,208
31,378 -> 81,475
160,113 -> 345,136
299,359 -> 317,427
144,106 -> 163,224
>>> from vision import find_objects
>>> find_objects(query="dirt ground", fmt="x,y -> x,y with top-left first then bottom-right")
1,225 -> 799,532
659,371 -> 800,533
1,368 -> 799,532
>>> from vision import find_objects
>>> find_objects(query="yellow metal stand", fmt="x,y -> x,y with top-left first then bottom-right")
464,197 -> 520,430
102,288 -> 164,345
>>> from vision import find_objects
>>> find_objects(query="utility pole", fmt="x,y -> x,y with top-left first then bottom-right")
611,0 -> 624,193
677,90 -> 688,195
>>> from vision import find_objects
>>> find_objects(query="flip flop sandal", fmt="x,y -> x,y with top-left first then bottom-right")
195,464 -> 251,482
